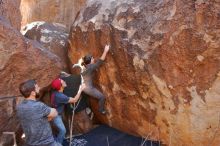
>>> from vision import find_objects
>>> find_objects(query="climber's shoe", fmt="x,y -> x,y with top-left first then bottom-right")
100,110 -> 107,115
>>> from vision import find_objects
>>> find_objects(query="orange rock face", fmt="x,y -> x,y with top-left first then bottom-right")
0,0 -> 63,146
20,0 -> 86,29
68,0 -> 220,145
0,18 -> 64,144
0,0 -> 21,30
0,20 -> 63,97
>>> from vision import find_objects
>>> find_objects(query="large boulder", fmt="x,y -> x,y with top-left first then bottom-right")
20,0 -> 86,29
22,22 -> 69,70
0,0 -> 21,30
0,18 -> 64,144
68,0 -> 220,145
0,19 -> 63,97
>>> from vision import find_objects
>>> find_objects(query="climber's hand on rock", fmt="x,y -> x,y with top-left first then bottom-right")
104,44 -> 110,52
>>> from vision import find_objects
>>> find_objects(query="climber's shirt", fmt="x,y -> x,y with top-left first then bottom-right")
81,59 -> 104,86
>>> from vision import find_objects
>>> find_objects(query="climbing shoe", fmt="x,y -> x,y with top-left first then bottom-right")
100,110 -> 107,115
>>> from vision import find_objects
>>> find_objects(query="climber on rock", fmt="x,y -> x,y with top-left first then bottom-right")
50,78 -> 86,144
16,79 -> 61,146
72,44 -> 110,115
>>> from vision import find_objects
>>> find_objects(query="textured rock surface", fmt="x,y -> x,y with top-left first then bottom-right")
68,0 -> 220,145
0,0 -> 21,30
20,0 -> 86,29
0,1 -> 63,144
74,110 -> 93,133
0,20 -> 63,97
0,16 -> 64,145
65,110 -> 93,135
0,97 -> 24,146
22,22 -> 69,70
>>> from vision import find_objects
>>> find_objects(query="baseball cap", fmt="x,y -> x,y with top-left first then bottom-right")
51,78 -> 62,91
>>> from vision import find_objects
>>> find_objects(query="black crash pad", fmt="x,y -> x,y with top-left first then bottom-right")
63,125 -> 160,146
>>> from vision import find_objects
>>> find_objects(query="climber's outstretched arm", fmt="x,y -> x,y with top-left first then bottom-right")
100,45 -> 110,61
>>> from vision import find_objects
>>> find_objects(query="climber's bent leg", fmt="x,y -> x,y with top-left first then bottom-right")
84,86 -> 106,114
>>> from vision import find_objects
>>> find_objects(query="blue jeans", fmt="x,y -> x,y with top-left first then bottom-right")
52,115 -> 66,144
25,141 -> 62,146
49,141 -> 62,146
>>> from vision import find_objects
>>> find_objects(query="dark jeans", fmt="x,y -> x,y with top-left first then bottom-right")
83,86 -> 106,112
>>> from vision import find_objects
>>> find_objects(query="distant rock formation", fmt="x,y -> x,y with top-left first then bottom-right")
22,22 -> 69,70
20,0 -> 86,29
